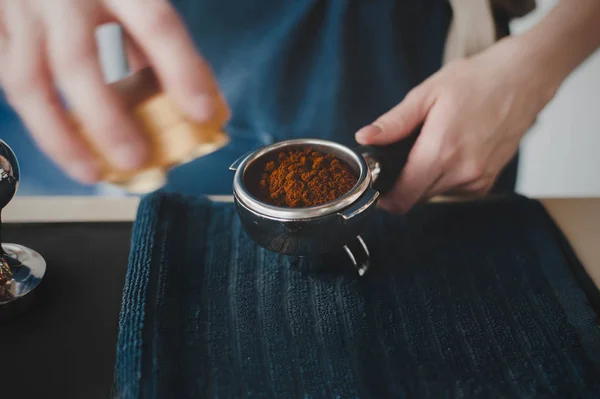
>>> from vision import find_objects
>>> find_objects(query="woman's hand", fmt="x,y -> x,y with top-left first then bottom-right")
355,36 -> 559,214
0,0 -> 219,183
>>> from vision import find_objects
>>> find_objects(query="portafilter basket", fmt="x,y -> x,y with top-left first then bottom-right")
229,128 -> 420,276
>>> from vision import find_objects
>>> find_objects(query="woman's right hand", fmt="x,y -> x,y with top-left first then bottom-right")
0,0 -> 220,184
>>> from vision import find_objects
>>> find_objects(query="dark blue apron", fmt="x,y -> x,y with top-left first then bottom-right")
0,0 -> 517,196
165,0 -> 453,195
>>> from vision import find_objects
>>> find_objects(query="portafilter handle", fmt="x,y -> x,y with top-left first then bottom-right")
358,125 -> 422,195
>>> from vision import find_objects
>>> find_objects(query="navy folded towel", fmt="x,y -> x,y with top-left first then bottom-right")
114,193 -> 600,398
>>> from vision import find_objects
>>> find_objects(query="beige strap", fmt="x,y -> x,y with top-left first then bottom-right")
444,0 -> 497,64
491,0 -> 537,19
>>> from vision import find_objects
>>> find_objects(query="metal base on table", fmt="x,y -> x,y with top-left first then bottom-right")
343,235 -> 370,276
293,235 -> 371,277
0,243 -> 46,321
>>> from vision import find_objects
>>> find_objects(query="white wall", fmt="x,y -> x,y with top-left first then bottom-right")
512,0 -> 600,197
96,23 -> 128,83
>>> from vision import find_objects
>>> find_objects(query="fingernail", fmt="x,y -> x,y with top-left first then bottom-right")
188,93 -> 216,122
69,160 -> 100,184
111,141 -> 147,170
355,124 -> 382,143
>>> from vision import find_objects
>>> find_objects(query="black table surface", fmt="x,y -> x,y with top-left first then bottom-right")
0,222 -> 132,399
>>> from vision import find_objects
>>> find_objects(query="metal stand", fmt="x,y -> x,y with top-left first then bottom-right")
0,140 -> 47,321
343,235 -> 370,276
298,235 -> 371,277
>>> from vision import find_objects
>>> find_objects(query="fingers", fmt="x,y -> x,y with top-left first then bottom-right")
425,159 -> 494,199
367,81 -> 497,213
0,2 -> 100,183
106,0 -> 219,122
45,4 -> 149,171
355,82 -> 434,146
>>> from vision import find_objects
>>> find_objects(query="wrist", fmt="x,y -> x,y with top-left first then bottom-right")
506,34 -> 564,109
506,0 -> 600,106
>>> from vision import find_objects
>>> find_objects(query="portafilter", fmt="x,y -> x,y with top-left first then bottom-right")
229,128 -> 420,276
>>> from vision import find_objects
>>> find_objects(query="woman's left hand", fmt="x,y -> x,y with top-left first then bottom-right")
355,36 -> 559,214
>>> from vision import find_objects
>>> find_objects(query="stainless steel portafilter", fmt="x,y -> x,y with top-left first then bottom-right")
230,128 -> 420,276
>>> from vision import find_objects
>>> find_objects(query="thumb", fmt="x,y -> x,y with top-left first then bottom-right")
355,85 -> 433,146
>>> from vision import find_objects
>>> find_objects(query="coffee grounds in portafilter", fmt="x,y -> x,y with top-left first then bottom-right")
254,148 -> 358,208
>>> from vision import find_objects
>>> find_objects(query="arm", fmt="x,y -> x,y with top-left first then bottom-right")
355,0 -> 600,214
517,0 -> 600,96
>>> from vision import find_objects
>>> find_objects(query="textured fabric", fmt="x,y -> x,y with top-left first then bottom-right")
115,192 -> 600,398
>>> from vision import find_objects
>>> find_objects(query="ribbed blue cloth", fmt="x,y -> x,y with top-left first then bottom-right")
115,192 -> 600,398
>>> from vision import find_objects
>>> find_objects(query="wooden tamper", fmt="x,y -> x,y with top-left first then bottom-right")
71,67 -> 231,193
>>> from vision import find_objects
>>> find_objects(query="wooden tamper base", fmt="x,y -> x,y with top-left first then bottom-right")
71,67 -> 231,193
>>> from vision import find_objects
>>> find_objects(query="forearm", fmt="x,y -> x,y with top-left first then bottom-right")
516,0 -> 600,93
